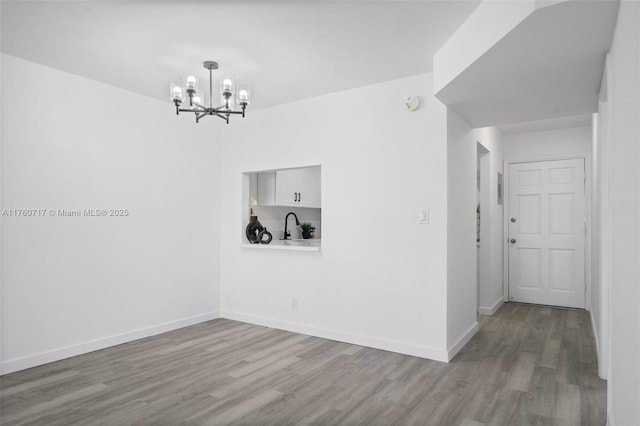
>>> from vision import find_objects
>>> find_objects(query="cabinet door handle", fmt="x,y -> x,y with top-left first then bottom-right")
298,192 -> 301,203
294,192 -> 297,202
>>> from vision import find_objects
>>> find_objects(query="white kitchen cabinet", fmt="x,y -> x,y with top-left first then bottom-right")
275,166 -> 321,208
295,166 -> 321,207
274,169 -> 298,206
257,171 -> 276,206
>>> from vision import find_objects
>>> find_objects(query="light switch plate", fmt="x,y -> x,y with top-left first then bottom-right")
418,209 -> 429,224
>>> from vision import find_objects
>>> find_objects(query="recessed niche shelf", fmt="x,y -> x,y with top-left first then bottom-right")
241,242 -> 321,252
242,165 -> 321,250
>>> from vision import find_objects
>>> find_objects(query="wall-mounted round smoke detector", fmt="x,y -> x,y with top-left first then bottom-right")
405,96 -> 420,111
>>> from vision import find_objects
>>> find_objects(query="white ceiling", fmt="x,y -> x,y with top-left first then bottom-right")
0,1 -> 481,110
497,113 -> 592,135
435,0 -> 619,127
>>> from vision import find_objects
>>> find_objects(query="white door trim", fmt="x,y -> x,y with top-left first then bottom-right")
502,153 -> 592,310
477,143 -> 491,314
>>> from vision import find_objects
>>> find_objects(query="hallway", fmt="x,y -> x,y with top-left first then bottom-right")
461,303 -> 606,425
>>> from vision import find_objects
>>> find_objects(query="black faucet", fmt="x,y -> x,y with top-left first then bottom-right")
283,212 -> 300,240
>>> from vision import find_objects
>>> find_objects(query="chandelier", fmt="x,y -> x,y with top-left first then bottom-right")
170,61 -> 250,124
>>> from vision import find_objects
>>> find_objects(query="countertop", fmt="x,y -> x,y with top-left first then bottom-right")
242,239 -> 321,252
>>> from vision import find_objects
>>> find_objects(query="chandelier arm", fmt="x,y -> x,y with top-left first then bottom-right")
214,113 -> 229,121
213,105 -> 244,114
178,108 -> 244,115
195,112 -> 208,123
178,108 -> 205,114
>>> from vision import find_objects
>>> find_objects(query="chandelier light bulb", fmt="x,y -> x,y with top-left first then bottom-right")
236,84 -> 251,105
172,86 -> 183,101
186,76 -> 197,89
223,79 -> 233,91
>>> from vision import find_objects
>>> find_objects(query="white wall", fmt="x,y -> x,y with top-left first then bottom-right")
0,55 -> 221,373
591,111 -> 607,379
598,1 -> 640,424
219,74 -> 453,360
503,126 -> 591,161
474,126 -> 504,314
0,48 -> 4,371
592,58 -> 612,381
446,109 -> 479,355
445,115 -> 503,356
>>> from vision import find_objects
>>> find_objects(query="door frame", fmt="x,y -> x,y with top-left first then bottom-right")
477,143 -> 491,314
502,153 -> 592,310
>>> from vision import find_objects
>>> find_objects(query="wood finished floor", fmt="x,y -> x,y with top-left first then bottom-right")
0,303 -> 606,426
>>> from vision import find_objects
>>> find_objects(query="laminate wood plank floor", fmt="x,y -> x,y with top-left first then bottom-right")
0,303 -> 606,425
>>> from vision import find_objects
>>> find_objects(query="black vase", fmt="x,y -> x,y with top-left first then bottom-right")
302,230 -> 311,239
245,216 -> 264,244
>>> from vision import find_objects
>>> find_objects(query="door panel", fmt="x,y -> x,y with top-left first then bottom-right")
518,169 -> 541,186
549,167 -> 574,185
549,249 -> 574,291
549,193 -> 574,235
518,194 -> 541,234
508,158 -> 585,308
518,248 -> 541,288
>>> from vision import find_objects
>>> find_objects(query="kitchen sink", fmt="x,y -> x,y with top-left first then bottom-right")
281,239 -> 321,246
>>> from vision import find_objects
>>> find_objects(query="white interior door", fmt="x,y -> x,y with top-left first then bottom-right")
508,158 -> 586,308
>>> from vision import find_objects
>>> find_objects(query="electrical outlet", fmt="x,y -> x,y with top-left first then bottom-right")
291,298 -> 299,310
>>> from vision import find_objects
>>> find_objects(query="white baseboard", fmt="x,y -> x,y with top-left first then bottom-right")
447,322 -> 479,361
0,311 -> 220,375
221,310 -> 449,362
478,296 -> 504,316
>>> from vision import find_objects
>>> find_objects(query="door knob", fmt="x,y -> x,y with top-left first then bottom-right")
511,218 -> 516,222
510,238 -> 517,244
